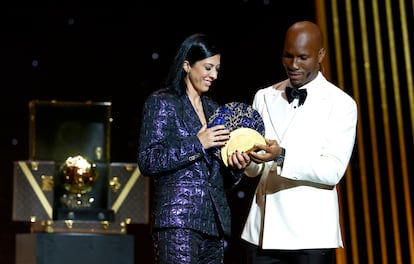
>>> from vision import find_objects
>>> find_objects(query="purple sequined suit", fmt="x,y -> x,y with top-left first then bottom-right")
138,89 -> 243,239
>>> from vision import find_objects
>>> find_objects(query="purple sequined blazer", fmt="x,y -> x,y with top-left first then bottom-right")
138,89 -> 243,237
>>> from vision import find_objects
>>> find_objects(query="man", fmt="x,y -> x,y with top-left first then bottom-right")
237,21 -> 358,263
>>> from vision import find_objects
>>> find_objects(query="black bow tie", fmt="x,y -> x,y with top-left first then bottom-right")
285,87 -> 307,106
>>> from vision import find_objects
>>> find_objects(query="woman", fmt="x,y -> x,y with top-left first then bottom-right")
138,33 -> 250,263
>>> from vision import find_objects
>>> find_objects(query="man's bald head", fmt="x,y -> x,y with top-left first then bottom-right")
285,21 -> 324,50
282,21 -> 325,87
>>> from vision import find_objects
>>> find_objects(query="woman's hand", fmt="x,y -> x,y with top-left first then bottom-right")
197,124 -> 230,149
227,150 -> 251,170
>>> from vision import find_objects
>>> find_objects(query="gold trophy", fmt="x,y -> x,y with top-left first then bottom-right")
59,155 -> 98,208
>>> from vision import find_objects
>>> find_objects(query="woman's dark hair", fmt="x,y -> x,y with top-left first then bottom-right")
164,33 -> 220,96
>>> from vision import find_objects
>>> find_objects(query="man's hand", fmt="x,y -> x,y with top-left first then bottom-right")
249,139 -> 281,163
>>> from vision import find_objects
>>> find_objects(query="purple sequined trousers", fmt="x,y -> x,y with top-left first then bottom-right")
153,228 -> 224,264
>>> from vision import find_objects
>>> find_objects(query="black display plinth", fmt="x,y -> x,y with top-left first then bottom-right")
54,208 -> 115,222
15,233 -> 134,264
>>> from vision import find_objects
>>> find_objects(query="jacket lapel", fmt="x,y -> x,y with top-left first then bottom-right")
181,94 -> 202,134
181,94 -> 219,168
263,80 -> 295,141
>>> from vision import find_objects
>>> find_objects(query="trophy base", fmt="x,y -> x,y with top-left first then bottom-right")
54,208 -> 115,221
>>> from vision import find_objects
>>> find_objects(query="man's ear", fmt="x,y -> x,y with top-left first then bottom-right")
318,48 -> 326,63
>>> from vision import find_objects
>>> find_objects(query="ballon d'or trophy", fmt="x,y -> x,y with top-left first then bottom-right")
59,155 -> 98,208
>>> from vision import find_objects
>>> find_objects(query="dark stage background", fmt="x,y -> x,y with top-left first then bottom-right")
1,2 -> 315,263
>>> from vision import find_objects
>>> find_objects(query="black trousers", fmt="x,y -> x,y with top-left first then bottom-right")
244,240 -> 336,264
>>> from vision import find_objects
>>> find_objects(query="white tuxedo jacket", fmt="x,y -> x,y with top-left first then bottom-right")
242,72 -> 357,250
